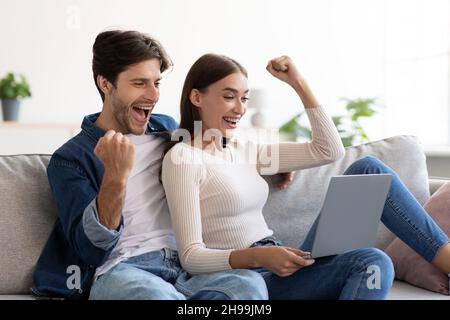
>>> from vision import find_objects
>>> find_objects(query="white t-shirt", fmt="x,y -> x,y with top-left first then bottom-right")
95,134 -> 176,278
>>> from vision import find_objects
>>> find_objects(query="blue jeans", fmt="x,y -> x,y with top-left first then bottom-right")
252,156 -> 449,300
89,248 -> 268,300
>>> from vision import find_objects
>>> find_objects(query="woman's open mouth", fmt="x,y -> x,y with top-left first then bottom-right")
222,116 -> 240,129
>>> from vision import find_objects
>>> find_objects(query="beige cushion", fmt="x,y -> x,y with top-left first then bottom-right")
387,280 -> 450,300
430,179 -> 450,195
0,155 -> 56,294
385,182 -> 450,295
263,135 -> 430,249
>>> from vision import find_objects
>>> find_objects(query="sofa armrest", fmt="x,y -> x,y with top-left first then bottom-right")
429,178 -> 449,195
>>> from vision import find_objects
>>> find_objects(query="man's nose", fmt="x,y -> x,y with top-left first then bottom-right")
143,85 -> 159,102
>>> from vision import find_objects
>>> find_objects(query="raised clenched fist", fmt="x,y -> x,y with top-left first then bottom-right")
94,130 -> 135,182
266,55 -> 303,88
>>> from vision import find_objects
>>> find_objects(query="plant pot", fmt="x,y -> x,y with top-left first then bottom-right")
1,99 -> 21,121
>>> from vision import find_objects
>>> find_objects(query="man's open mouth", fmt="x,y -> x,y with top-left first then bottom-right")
131,105 -> 154,124
132,105 -> 152,118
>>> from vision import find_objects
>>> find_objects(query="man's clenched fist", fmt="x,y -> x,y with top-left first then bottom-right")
94,130 -> 135,182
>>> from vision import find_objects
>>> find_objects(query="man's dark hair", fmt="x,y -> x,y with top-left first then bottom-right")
92,30 -> 172,101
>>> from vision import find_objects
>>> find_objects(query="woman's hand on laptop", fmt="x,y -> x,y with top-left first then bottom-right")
254,246 -> 315,277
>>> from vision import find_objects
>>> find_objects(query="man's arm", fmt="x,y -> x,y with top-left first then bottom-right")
47,130 -> 135,266
47,159 -> 120,267
94,130 -> 135,230
275,171 -> 296,190
82,197 -> 122,251
96,173 -> 127,230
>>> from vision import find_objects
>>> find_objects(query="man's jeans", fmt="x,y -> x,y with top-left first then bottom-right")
89,248 -> 268,300
252,156 -> 449,300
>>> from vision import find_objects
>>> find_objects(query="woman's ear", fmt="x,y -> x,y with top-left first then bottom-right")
97,75 -> 113,96
190,89 -> 202,108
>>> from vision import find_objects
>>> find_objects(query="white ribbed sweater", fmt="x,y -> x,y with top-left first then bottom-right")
161,106 -> 345,274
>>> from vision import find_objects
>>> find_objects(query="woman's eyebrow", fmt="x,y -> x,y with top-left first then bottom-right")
222,87 -> 249,94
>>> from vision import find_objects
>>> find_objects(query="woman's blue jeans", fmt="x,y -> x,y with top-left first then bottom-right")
252,156 -> 449,300
89,248 -> 268,300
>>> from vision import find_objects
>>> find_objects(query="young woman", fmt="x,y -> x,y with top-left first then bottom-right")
162,53 -> 450,300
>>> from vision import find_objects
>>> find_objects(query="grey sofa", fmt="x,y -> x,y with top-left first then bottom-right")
0,135 -> 449,299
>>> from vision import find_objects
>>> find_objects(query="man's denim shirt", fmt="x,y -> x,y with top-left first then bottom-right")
31,112 -> 177,299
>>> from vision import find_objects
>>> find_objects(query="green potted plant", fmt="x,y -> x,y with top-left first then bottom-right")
0,72 -> 32,121
279,98 -> 380,147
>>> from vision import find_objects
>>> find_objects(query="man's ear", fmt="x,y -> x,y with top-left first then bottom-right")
189,89 -> 202,108
97,75 -> 112,96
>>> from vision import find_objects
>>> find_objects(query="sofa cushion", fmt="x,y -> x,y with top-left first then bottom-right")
262,135 -> 430,249
430,179 -> 450,195
387,280 -> 450,300
385,182 -> 450,295
0,294 -> 38,300
0,155 -> 56,295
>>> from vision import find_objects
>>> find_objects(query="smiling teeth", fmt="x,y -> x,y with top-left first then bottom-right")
223,117 -> 239,124
134,105 -> 152,110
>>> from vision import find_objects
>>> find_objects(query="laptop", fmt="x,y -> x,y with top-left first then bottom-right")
305,173 -> 392,259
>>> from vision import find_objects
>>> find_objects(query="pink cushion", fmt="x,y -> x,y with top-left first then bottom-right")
385,182 -> 450,295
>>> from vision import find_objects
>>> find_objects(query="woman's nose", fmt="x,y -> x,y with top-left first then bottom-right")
234,100 -> 246,115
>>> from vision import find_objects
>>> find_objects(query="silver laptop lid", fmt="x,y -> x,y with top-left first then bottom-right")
311,174 -> 392,258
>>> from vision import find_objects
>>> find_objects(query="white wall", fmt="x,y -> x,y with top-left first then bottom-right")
0,0 -> 448,145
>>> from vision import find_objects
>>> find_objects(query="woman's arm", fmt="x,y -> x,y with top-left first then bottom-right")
257,56 -> 345,175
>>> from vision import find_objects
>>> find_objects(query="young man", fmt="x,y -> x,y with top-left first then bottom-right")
32,30 -> 269,300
